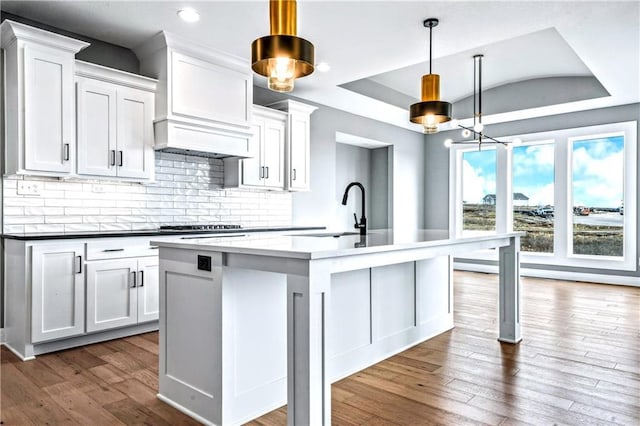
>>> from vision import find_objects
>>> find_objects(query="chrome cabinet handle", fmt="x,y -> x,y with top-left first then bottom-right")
265,166 -> 269,179
103,248 -> 124,252
260,166 -> 264,179
63,143 -> 70,161
131,271 -> 137,288
292,168 -> 297,181
139,270 -> 144,287
118,151 -> 123,167
110,150 -> 116,166
75,255 -> 82,274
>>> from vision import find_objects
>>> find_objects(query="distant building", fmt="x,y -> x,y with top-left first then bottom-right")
482,193 -> 530,206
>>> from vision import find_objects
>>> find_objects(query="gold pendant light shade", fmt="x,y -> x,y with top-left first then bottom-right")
409,74 -> 453,133
409,18 -> 452,133
251,0 -> 315,93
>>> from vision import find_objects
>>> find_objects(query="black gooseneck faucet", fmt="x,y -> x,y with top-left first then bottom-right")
341,182 -> 367,236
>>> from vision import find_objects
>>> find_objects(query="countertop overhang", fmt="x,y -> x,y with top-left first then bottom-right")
151,229 -> 525,260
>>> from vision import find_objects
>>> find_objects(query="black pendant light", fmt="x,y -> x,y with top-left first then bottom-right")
445,55 -> 521,150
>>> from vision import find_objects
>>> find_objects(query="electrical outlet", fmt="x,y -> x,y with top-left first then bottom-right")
92,184 -> 106,193
17,181 -> 42,196
197,255 -> 212,271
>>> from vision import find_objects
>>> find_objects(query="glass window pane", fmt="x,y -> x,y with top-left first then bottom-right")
571,136 -> 624,257
512,143 -> 555,253
462,149 -> 496,232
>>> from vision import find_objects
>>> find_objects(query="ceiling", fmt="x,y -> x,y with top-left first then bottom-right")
2,1 -> 638,132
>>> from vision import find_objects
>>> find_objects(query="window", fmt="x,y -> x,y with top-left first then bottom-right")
571,136 -> 624,257
462,149 -> 496,232
450,121 -> 637,271
512,142 -> 555,253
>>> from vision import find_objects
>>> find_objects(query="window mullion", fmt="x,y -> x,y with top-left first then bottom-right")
555,137 -> 569,259
496,146 -> 512,233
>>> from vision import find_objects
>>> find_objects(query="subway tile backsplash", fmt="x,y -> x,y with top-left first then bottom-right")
2,152 -> 292,233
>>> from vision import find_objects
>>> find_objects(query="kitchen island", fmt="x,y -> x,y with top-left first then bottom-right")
152,229 -> 522,425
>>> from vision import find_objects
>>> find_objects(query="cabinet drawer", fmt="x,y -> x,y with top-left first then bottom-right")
86,237 -> 159,260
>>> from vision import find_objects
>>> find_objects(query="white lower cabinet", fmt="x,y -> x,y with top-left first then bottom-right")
4,237 -> 160,360
138,256 -> 160,323
86,256 -> 159,332
31,243 -> 85,343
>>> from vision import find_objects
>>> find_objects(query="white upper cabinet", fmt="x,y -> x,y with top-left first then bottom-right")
224,106 -> 286,190
75,61 -> 156,181
133,32 -> 253,158
1,20 -> 89,177
268,100 -> 318,191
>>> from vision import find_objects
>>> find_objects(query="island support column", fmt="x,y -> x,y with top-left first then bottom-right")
287,260 -> 331,426
498,235 -> 522,343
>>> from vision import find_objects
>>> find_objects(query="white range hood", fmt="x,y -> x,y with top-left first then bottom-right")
134,31 -> 253,158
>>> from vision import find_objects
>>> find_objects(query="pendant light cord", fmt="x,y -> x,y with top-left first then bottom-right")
478,55 -> 482,126
428,24 -> 433,74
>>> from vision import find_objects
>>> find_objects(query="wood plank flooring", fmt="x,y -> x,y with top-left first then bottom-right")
2,272 -> 638,425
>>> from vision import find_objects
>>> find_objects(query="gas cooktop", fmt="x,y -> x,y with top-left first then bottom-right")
159,224 -> 242,231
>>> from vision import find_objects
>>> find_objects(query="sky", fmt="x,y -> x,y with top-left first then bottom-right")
462,136 -> 624,208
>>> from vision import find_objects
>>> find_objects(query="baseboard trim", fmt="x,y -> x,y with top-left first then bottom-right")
157,394 -> 216,426
2,342 -> 36,361
454,262 -> 640,287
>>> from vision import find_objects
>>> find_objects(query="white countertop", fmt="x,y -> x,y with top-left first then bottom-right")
151,229 -> 524,260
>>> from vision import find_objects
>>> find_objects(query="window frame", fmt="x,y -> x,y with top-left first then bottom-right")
449,121 -> 637,271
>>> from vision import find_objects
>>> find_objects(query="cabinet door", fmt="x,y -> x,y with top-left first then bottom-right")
86,259 -> 138,332
76,78 -> 117,177
263,118 -> 285,189
288,113 -> 311,191
116,88 -> 155,179
24,44 -> 75,173
137,256 -> 159,323
31,243 -> 84,343
241,121 -> 264,187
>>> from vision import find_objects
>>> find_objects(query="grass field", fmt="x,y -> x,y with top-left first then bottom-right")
463,204 -> 623,256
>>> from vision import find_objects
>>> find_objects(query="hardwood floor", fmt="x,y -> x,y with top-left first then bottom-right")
2,272 -> 638,425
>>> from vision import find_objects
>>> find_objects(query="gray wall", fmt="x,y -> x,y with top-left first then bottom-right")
335,144 -> 389,231
425,102 -> 640,278
255,87 -> 425,233
0,12 -> 139,74
370,147 -> 390,229
336,144 -> 371,231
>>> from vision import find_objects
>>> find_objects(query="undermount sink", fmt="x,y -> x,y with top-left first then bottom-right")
294,231 -> 361,238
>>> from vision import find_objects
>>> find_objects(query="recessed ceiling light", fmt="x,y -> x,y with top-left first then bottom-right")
177,8 -> 200,23
315,61 -> 330,72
